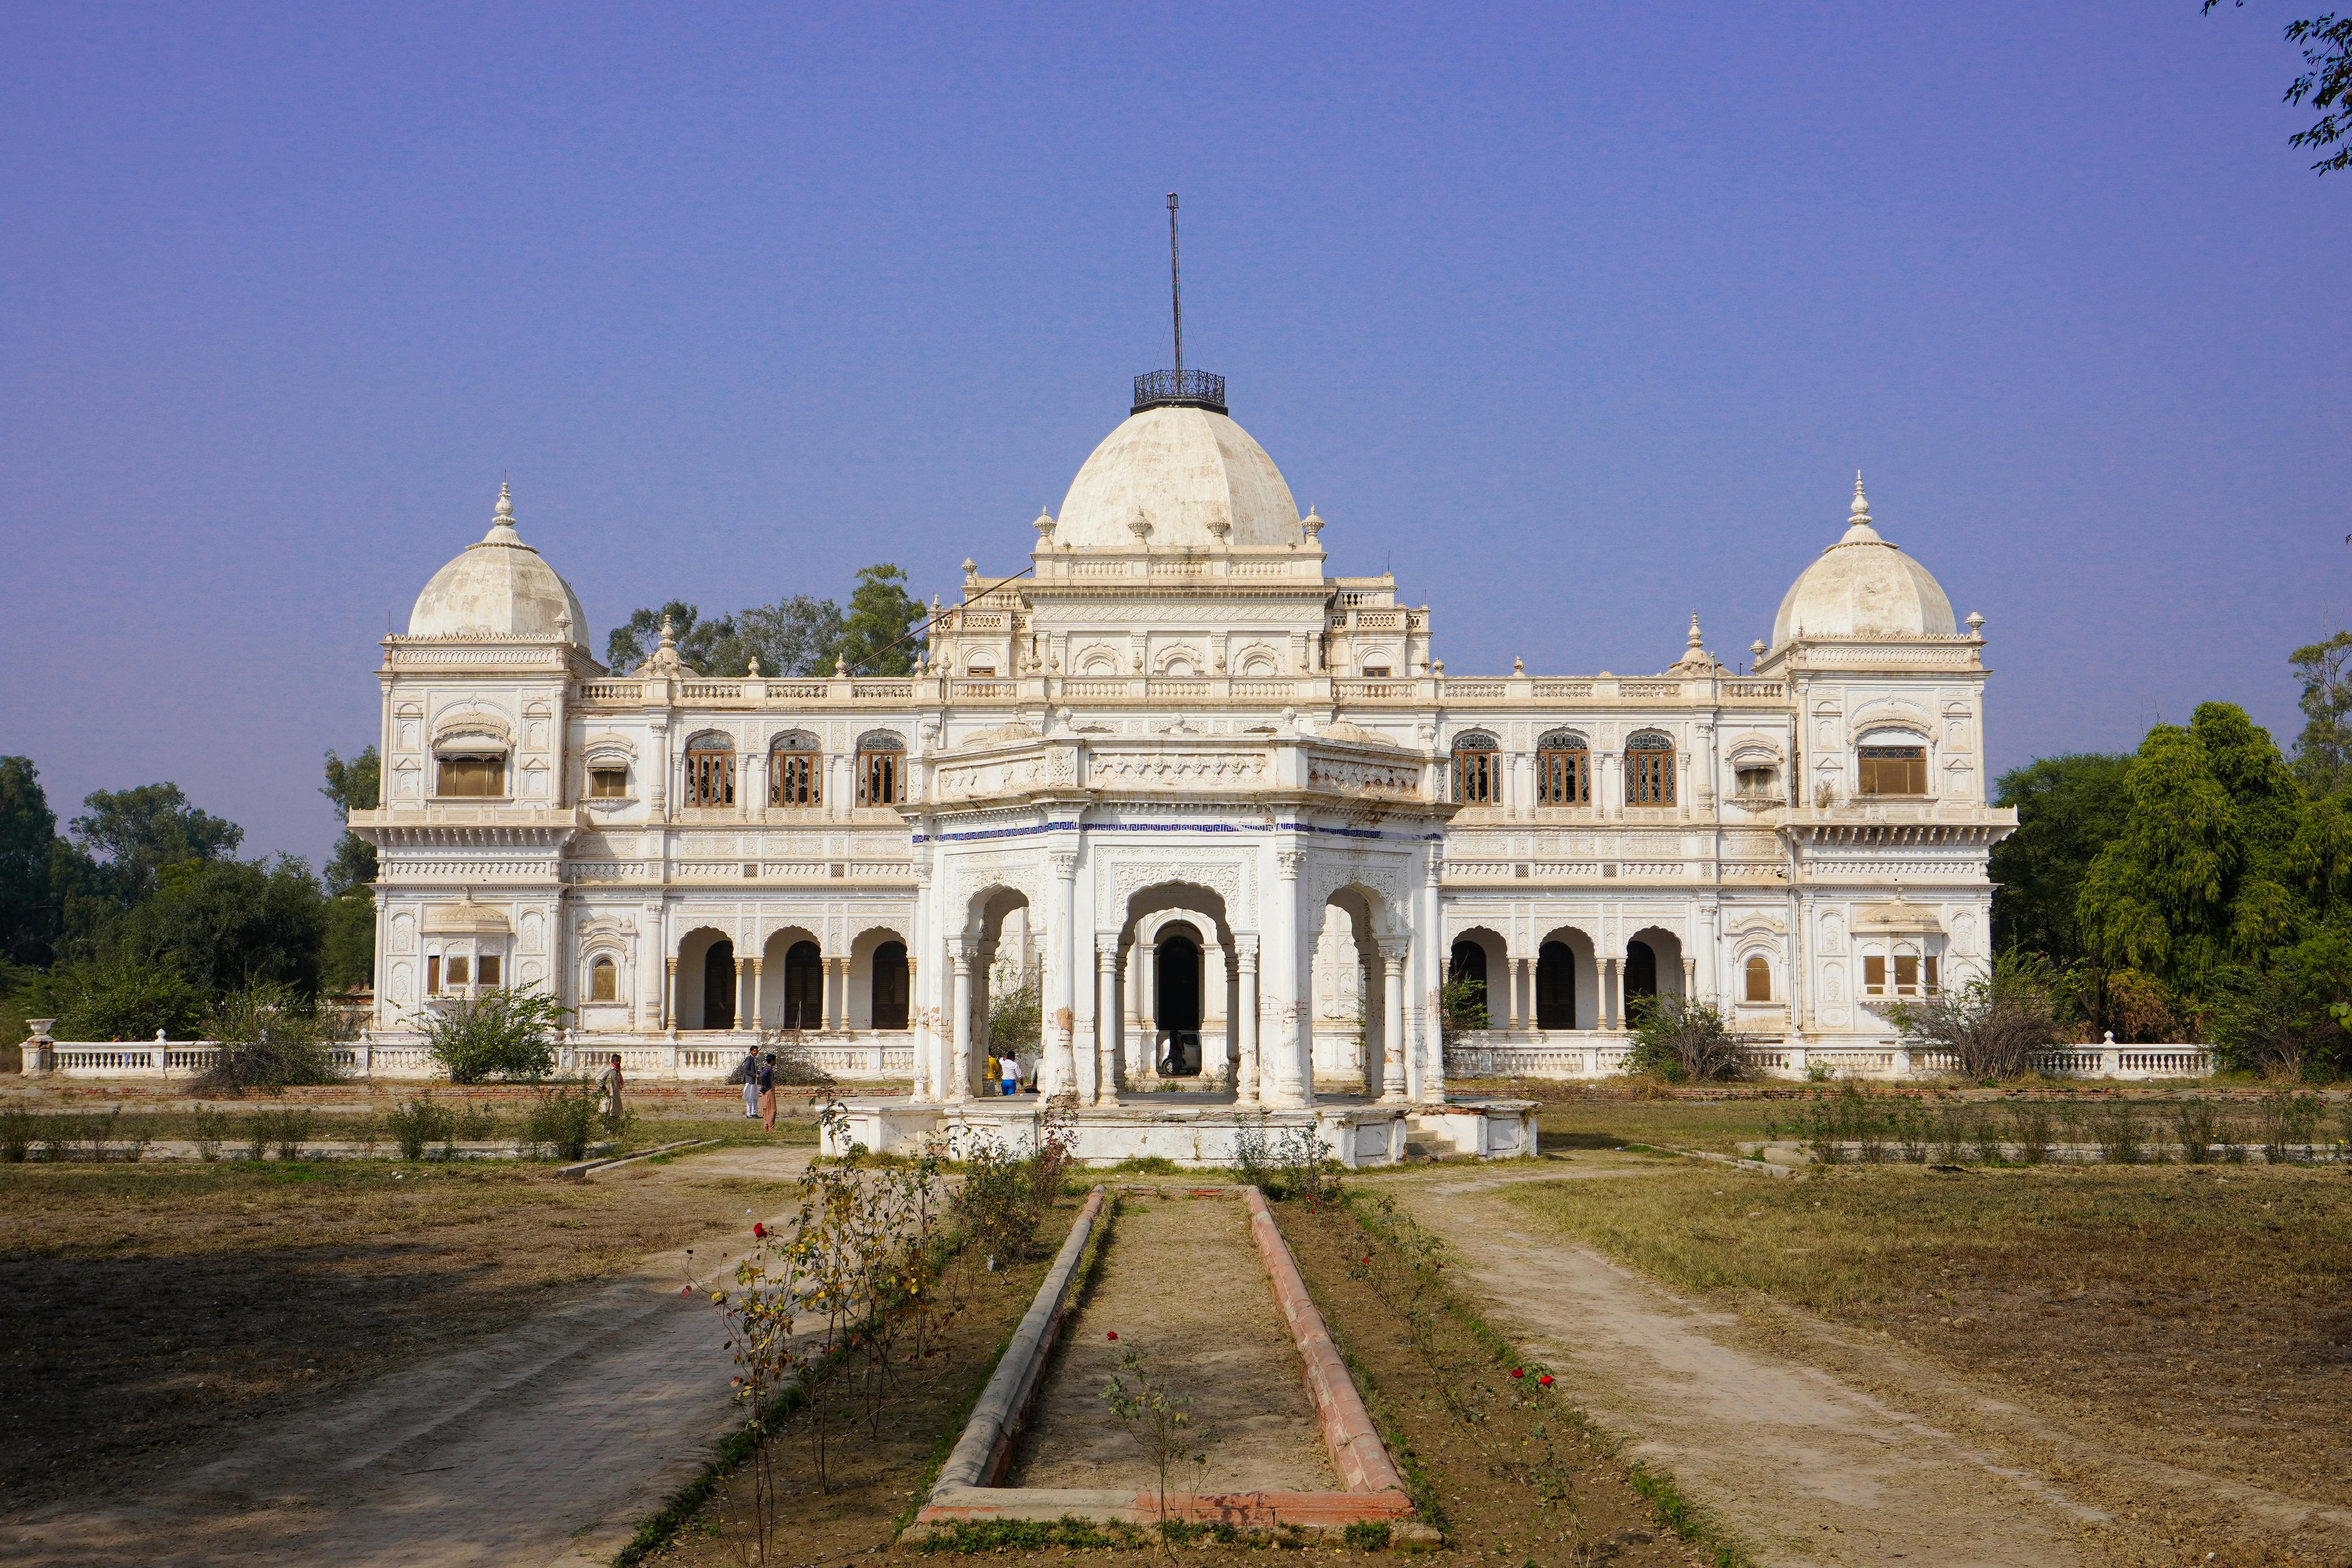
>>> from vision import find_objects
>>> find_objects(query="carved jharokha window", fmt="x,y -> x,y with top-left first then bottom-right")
436,752 -> 505,797
1857,744 -> 1928,796
857,732 -> 903,806
590,956 -> 618,1001
1535,729 -> 1590,806
1862,951 -> 1940,997
770,731 -> 821,808
1451,731 -> 1500,804
684,734 -> 735,808
1626,730 -> 1676,806
589,766 -> 629,798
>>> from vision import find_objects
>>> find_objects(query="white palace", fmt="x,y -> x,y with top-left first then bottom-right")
347,366 -> 2017,1162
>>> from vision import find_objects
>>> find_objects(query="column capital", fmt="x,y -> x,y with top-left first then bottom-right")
1049,849 -> 1080,880
1275,848 -> 1306,881
1095,931 -> 1122,961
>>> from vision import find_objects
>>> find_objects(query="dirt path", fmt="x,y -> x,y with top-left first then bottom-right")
1392,1170 -> 2099,1568
0,1146 -> 815,1568
1009,1191 -> 1336,1495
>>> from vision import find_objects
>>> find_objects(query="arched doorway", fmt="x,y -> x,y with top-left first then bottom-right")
1536,941 -> 1577,1029
783,940 -> 823,1030
1448,938 -> 1490,1029
703,939 -> 736,1030
1154,932 -> 1202,1075
872,941 -> 909,1030
1625,940 -> 1658,1011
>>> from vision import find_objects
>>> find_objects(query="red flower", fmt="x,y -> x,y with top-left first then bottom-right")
680,1285 -> 692,1297
1538,1375 -> 1554,1387
752,1222 -> 766,1238
1510,1368 -> 1525,1379
1106,1331 -> 1118,1341
1361,1255 -> 1372,1265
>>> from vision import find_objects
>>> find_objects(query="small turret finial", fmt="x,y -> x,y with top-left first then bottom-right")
496,479 -> 514,521
658,614 -> 676,650
1852,471 -> 1868,517
1687,610 -> 1704,649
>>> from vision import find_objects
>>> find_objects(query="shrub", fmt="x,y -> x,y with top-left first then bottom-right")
524,1079 -> 609,1161
1623,994 -> 1749,1083
756,1025 -> 835,1087
2088,1101 -> 2144,1165
2259,1089 -> 2324,1164
190,1102 -> 229,1161
197,983 -> 342,1094
1885,951 -> 2061,1080
0,1104 -> 38,1162
414,987 -> 570,1084
2008,1102 -> 2054,1165
2171,1099 -> 2224,1164
1437,970 -> 1489,1035
384,1098 -> 453,1160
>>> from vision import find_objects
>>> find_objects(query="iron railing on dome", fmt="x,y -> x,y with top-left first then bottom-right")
1132,368 -> 1226,413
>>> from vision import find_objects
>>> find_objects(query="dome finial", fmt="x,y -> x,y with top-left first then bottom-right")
1687,609 -> 1704,649
497,479 -> 515,521
1838,470 -> 1882,544
1852,470 -> 1868,517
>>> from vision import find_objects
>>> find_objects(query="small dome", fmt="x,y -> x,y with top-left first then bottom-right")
408,484 -> 590,649
1050,406 -> 1303,550
1771,476 -> 1956,645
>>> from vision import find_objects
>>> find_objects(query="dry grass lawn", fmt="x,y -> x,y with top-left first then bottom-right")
1499,1160 -> 2352,1513
0,1150 -> 804,1505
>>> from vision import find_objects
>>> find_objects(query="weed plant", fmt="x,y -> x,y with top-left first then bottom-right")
385,1098 -> 452,1160
191,1103 -> 229,1161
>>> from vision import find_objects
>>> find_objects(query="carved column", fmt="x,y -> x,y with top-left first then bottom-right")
1094,935 -> 1121,1106
948,943 -> 974,1103
1046,849 -> 1079,1099
663,956 -> 678,1031
739,957 -> 760,1033
1605,957 -> 1621,1031
1381,947 -> 1408,1104
1235,934 -> 1261,1107
1267,849 -> 1309,1107
974,939 -> 996,1077
1506,955 -> 1524,1030
1416,852 -> 1447,1104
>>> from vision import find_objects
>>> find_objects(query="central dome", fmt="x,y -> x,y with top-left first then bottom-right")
1050,405 -> 1303,550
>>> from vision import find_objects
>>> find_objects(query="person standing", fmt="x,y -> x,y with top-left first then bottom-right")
597,1053 -> 625,1134
758,1051 -> 778,1132
739,1046 -> 760,1120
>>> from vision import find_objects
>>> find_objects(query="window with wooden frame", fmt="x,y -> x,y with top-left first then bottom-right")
436,752 -> 505,797
1626,730 -> 1676,806
590,956 -> 618,1001
446,954 -> 472,988
1863,954 -> 1886,995
684,734 -> 735,808
856,732 -> 903,806
589,766 -> 629,798
769,731 -> 821,808
477,954 -> 501,987
1535,729 -> 1590,806
426,955 -> 442,995
1451,732 -> 1500,804
1857,742 -> 1929,796
1743,954 -> 1772,1002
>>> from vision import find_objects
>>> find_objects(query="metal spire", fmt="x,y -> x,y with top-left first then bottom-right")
1167,192 -> 1182,381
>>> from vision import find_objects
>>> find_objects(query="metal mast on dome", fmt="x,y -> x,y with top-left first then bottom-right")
1132,191 -> 1225,415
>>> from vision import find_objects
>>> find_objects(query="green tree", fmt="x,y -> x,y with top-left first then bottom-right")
2288,631 -> 2352,797
2205,3 -> 2352,175
0,757 -> 64,967
319,747 -> 379,992
32,953 -> 211,1042
69,782 -> 242,907
1988,753 -> 2134,962
111,856 -> 327,999
2076,703 -> 2345,1031
605,601 -> 748,675
736,595 -> 848,677
833,565 -> 926,676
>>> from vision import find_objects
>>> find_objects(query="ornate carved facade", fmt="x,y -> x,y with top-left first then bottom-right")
352,390 -> 2014,1102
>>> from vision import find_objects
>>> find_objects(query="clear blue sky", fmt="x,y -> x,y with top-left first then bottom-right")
4,2 -> 2346,865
